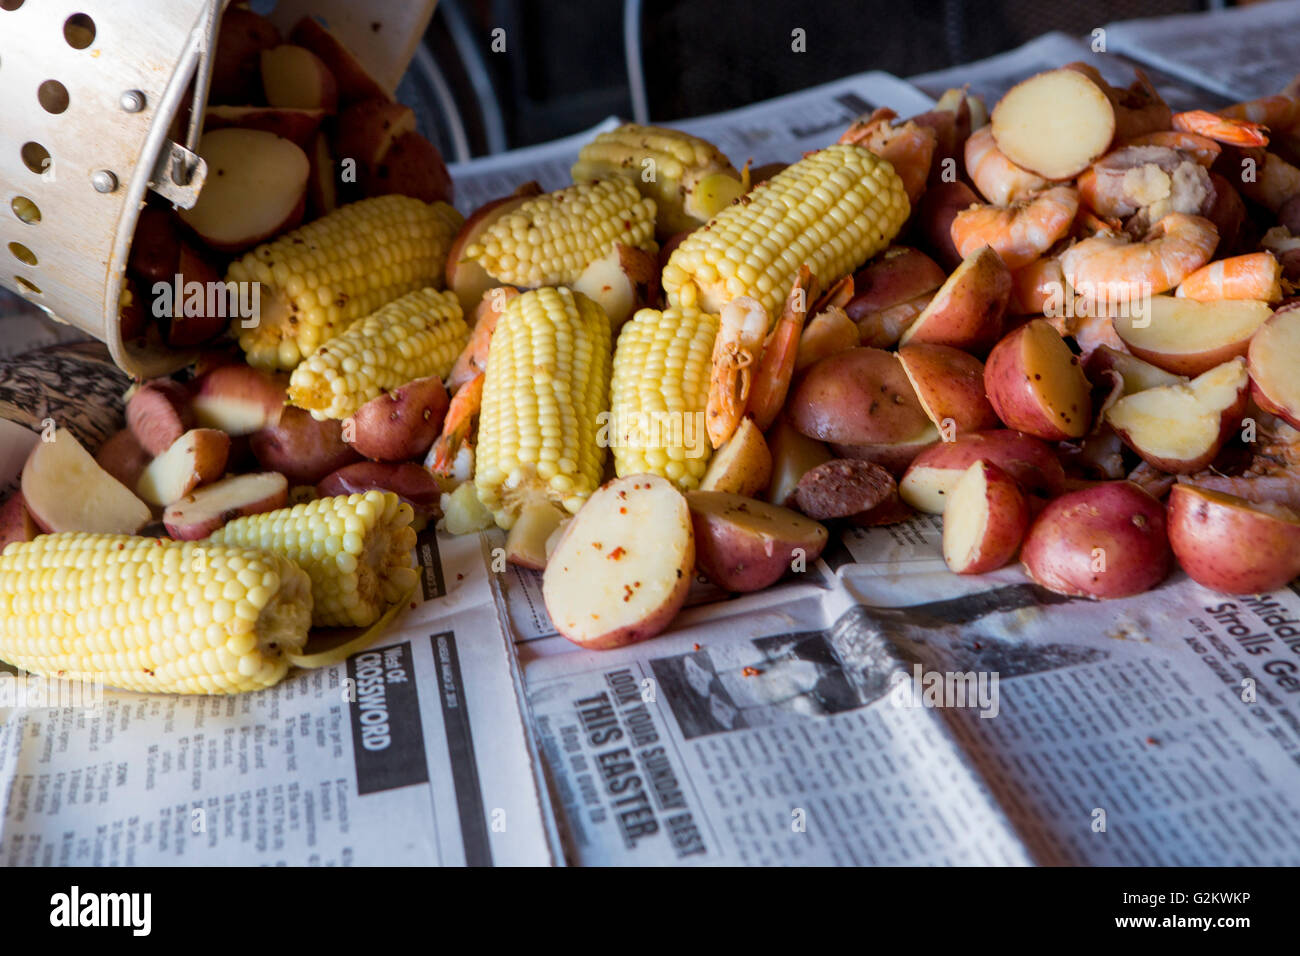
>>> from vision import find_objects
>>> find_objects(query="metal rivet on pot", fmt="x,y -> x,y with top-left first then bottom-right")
91,170 -> 118,193
119,90 -> 146,113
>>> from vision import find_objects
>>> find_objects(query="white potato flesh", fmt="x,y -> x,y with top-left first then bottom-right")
1105,358 -> 1246,465
22,429 -> 151,534
992,69 -> 1116,180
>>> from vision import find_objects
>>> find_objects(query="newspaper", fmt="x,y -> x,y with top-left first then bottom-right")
5,39 -> 1300,867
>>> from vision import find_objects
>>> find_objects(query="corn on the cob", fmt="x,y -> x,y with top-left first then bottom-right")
572,124 -> 745,235
462,179 -> 656,289
661,144 -> 909,321
232,196 -> 464,371
287,288 -> 468,420
210,492 -> 418,628
475,287 -> 612,528
0,534 -> 312,695
609,305 -> 718,489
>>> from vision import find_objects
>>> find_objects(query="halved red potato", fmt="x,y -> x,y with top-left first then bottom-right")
831,421 -> 940,477
0,493 -> 38,550
846,247 -> 946,324
687,491 -> 828,592
915,180 -> 982,271
288,16 -> 390,106
543,475 -> 694,649
22,429 -> 151,534
345,376 -> 449,462
203,105 -> 326,149
1084,344 -> 1185,396
1113,296 -> 1273,377
445,186 -> 540,311
898,343 -> 1000,435
1021,481 -> 1170,599
95,428 -> 152,491
991,68 -> 1116,180
317,462 -> 442,529
260,44 -> 338,112
898,246 -> 1011,354
787,348 -> 930,446
700,418 -> 772,497
136,428 -> 231,508
984,319 -> 1092,440
192,363 -> 286,436
250,405 -> 360,485
899,429 -> 1065,514
164,472 -> 289,540
1104,358 -> 1248,474
127,379 -> 195,456
1168,484 -> 1300,594
1247,305 -> 1300,429
941,460 -> 1029,575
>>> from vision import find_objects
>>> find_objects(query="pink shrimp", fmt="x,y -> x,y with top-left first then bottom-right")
746,266 -> 815,432
1172,110 -> 1269,147
1120,130 -> 1221,168
705,296 -> 768,448
963,125 -> 1049,206
950,186 -> 1079,270
1175,251 -> 1283,303
446,287 -> 516,394
428,372 -> 484,480
1218,95 -> 1300,133
1059,212 -> 1219,308
839,109 -> 936,205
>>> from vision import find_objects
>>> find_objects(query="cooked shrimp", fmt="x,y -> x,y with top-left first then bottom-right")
706,296 -> 768,448
950,186 -> 1079,270
810,274 -> 854,315
1065,63 -> 1172,141
1059,212 -> 1218,307
963,126 -> 1049,206
1120,130 -> 1221,168
1219,95 -> 1300,132
839,109 -> 936,205
428,372 -> 484,480
747,266 -> 815,432
1172,110 -> 1269,147
446,287 -> 516,394
1175,251 -> 1283,303
1236,150 -> 1300,212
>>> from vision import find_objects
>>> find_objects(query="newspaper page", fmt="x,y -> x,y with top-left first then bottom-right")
908,30 -> 1232,111
1104,0 -> 1300,101
447,70 -> 934,214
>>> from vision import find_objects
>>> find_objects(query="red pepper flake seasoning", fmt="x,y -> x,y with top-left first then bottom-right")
742,666 -> 761,677
692,643 -> 701,652
608,546 -> 626,560
618,490 -> 627,499
619,507 -> 627,514
1146,736 -> 1159,746
592,542 -> 603,550
456,573 -> 465,581
623,585 -> 634,602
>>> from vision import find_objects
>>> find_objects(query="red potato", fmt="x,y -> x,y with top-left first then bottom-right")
1084,344 -> 1185,396
261,44 -> 338,112
22,429 -> 151,534
1021,481 -> 1170,599
289,17 -> 391,107
700,418 -> 772,497
984,319 -> 1092,440
915,180 -> 981,271
1105,358 -> 1249,474
795,306 -> 859,372
1247,306 -> 1300,429
765,419 -> 832,507
179,129 -> 309,254
0,493 -> 38,550
334,100 -> 415,178
203,105 -> 326,150
1114,296 -> 1273,377
445,186 -> 541,312
1168,484 -> 1300,594
899,429 -> 1065,514
991,68 -> 1117,180
166,243 -> 229,347
317,462 -> 442,527
127,206 -> 182,285
543,475 -> 695,649
787,348 -> 930,446
504,502 -> 568,570
368,131 -> 453,206
95,428 -> 151,491
898,246 -> 1011,354
163,472 -> 288,540
792,459 -> 895,520
846,247 -> 946,324
211,6 -> 281,105
344,376 -> 449,462
897,343 -> 1000,436
831,422 -> 940,477
251,405 -> 361,485
941,460 -> 1029,575
854,293 -> 934,348
686,491 -> 828,592
127,378 -> 194,456
192,363 -> 286,436
573,243 -> 660,330
136,429 -> 231,508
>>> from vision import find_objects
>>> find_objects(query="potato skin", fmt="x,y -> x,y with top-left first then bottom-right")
317,461 -> 442,523
687,491 -> 827,592
346,376 -> 450,462
1021,481 -> 1170,598
250,405 -> 360,485
1167,485 -> 1300,595
793,459 -> 896,520
787,348 -> 930,446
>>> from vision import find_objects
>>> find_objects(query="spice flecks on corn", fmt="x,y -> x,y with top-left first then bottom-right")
288,287 -> 468,420
661,144 -> 909,320
210,492 -> 418,628
0,534 -> 312,695
475,287 -> 612,528
232,196 -> 464,371
572,124 -> 742,234
463,178 -> 656,289
610,305 -> 718,489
